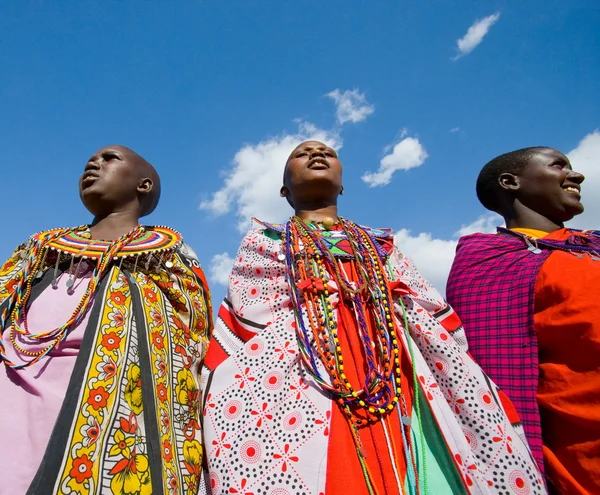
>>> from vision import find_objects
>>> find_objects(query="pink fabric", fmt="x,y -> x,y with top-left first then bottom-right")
0,269 -> 92,494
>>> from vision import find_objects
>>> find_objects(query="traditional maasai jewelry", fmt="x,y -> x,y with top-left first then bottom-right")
320,216 -> 336,230
282,216 -> 422,494
284,216 -> 403,419
500,227 -> 600,258
0,224 -> 183,369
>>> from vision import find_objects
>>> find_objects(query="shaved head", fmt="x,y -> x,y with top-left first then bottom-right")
280,140 -> 343,210
121,146 -> 161,217
79,144 -> 161,218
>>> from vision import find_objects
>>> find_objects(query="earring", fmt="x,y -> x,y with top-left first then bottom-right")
340,187 -> 344,195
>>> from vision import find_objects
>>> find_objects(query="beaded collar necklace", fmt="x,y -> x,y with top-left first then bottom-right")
0,224 -> 182,369
498,227 -> 600,257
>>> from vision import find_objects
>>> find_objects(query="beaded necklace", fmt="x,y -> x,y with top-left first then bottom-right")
499,227 -> 600,257
284,216 -> 403,416
282,217 -> 421,494
0,224 -> 180,370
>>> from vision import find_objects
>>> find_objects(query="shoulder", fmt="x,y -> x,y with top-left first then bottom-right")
249,219 -> 286,243
454,232 -> 520,254
352,222 -> 394,239
142,225 -> 202,270
143,225 -> 184,245
177,242 -> 199,261
457,232 -> 502,245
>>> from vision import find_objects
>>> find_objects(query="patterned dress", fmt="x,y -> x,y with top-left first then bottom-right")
199,221 -> 546,495
0,226 -> 212,495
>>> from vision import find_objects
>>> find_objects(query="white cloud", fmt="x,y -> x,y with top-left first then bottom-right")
393,129 -> 598,293
566,129 -> 600,229
200,121 -> 341,232
209,252 -> 235,286
455,212 -> 502,237
450,127 -> 460,133
454,12 -> 500,60
394,230 -> 459,292
362,135 -> 428,187
326,88 -> 375,125
394,213 -> 502,293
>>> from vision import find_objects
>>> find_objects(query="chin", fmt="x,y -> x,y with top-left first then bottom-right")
561,207 -> 584,223
570,202 -> 585,216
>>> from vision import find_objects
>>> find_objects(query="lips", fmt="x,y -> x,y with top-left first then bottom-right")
563,184 -> 581,198
81,171 -> 100,187
307,158 -> 329,170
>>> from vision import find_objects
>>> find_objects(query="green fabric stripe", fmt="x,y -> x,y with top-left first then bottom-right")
408,388 -> 467,494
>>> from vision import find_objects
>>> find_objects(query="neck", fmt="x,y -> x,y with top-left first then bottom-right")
294,203 -> 339,224
504,203 -> 563,233
89,211 -> 141,240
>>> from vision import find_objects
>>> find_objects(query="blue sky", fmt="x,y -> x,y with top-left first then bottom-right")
1,1 -> 599,301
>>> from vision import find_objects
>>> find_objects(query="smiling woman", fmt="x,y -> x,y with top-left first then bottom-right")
200,141 -> 546,495
448,146 -> 600,494
475,146 -> 584,233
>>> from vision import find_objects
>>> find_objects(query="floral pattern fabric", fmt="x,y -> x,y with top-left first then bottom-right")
0,234 -> 212,495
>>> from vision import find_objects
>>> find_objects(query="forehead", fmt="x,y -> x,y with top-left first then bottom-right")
91,145 -> 131,157
290,141 -> 333,154
531,147 -> 569,164
89,145 -> 149,171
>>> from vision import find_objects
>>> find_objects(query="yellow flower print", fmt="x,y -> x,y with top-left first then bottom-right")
171,324 -> 186,347
124,364 -> 143,415
182,439 -> 202,476
109,429 -> 135,459
175,368 -> 197,406
109,453 -> 151,495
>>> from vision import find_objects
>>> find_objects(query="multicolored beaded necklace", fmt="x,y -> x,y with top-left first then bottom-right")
282,216 -> 422,494
0,224 -> 182,369
499,227 -> 600,257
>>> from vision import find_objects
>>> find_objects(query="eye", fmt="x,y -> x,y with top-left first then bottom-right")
103,152 -> 120,162
325,150 -> 335,157
296,151 -> 307,157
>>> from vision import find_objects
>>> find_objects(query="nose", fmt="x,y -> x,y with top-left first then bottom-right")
85,159 -> 101,172
568,169 -> 585,184
309,149 -> 325,159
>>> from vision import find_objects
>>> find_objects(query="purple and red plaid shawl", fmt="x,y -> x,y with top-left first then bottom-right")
446,232 -> 550,471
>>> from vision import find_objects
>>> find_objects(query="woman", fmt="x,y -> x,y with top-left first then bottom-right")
447,146 -> 599,493
200,141 -> 544,495
0,145 -> 212,495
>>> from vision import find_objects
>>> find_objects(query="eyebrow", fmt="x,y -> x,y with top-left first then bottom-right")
296,145 -> 334,153
553,156 -> 572,168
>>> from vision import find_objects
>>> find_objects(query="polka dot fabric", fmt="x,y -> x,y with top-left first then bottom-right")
200,226 -> 546,495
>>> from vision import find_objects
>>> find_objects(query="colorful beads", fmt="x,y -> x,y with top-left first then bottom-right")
283,217 -> 407,424
0,225 -> 178,369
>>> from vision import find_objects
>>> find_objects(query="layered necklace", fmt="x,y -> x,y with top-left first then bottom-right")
282,217 -> 423,494
284,216 -> 403,418
0,224 -> 182,369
